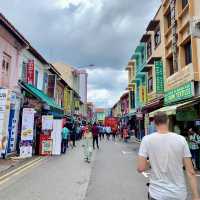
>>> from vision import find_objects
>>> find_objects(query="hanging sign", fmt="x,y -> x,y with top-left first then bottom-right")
27,60 -> 34,85
155,60 -> 164,94
42,115 -> 53,131
21,108 -> 35,141
164,82 -> 194,104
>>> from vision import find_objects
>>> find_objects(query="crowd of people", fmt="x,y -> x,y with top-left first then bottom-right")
60,121 -> 129,163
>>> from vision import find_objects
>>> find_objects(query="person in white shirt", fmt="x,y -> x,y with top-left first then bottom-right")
137,111 -> 200,200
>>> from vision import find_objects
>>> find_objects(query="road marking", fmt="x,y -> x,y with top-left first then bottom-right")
122,150 -> 132,155
142,172 -> 150,178
0,157 -> 43,184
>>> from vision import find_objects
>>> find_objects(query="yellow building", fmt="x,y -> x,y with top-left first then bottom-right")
52,63 -> 81,115
125,59 -> 136,114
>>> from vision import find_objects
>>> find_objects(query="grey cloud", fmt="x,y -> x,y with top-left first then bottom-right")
0,0 -> 161,68
0,0 -> 161,107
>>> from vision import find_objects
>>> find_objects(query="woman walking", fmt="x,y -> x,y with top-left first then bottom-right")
83,125 -> 93,163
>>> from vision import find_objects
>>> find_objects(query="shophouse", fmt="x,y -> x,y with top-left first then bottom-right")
0,13 -> 29,155
53,63 -> 85,117
149,0 -> 200,132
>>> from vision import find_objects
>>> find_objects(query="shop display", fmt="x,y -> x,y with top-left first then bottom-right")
51,119 -> 62,155
42,115 -> 53,131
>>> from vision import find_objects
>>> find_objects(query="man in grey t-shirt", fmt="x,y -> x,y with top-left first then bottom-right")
137,112 -> 200,200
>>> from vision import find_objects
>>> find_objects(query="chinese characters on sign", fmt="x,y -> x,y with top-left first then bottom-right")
27,60 -> 34,85
164,82 -> 194,105
155,60 -> 164,94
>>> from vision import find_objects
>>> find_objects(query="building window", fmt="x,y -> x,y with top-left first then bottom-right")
34,70 -> 38,88
1,53 -> 11,87
148,69 -> 153,93
166,10 -> 171,28
21,62 -> 27,82
182,0 -> 188,9
184,41 -> 192,65
42,72 -> 48,93
167,56 -> 176,76
154,26 -> 161,48
147,39 -> 152,58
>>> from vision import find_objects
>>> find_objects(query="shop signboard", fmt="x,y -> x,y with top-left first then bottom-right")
41,139 -> 53,156
0,89 -> 10,155
155,60 -> 164,94
21,108 -> 35,141
139,85 -> 147,104
42,115 -> 53,131
27,60 -> 34,85
20,141 -> 33,158
164,82 -> 194,105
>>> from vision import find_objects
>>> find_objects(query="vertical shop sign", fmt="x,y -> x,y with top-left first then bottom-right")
0,89 -> 10,155
170,0 -> 178,71
139,85 -> 147,104
21,108 -> 35,141
155,60 -> 164,94
27,60 -> 34,85
20,108 -> 35,158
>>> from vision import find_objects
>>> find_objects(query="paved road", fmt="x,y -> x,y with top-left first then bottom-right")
85,139 -> 147,200
0,139 -> 199,200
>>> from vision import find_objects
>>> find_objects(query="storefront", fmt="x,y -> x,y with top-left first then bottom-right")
19,82 -> 64,157
148,82 -> 196,134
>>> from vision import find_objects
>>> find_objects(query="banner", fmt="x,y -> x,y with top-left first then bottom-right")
155,60 -> 164,94
21,108 -> 35,141
42,115 -> 53,131
164,82 -> 194,104
27,60 -> 34,85
0,89 -> 10,155
20,141 -> 33,158
51,119 -> 62,155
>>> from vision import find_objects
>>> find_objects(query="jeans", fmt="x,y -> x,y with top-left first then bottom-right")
93,136 -> 99,149
191,149 -> 199,168
61,139 -> 67,154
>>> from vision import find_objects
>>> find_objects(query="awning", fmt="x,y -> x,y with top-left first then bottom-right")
149,101 -> 195,117
20,82 -> 63,111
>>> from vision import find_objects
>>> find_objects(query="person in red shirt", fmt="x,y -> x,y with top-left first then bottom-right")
92,122 -> 99,149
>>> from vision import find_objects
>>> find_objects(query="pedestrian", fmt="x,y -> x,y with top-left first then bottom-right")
70,124 -> 76,148
196,130 -> 200,170
123,126 -> 128,143
137,112 -> 200,200
82,125 -> 92,163
99,124 -> 103,141
102,125 -> 105,139
188,128 -> 199,169
112,126 -> 117,141
61,124 -> 70,154
106,126 -> 111,140
92,122 -> 99,149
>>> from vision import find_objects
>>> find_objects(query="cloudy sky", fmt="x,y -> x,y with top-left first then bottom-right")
0,0 -> 160,108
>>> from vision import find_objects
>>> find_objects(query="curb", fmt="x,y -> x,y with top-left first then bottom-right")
0,157 -> 43,182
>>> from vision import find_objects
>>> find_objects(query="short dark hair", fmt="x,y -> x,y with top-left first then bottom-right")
154,112 -> 168,125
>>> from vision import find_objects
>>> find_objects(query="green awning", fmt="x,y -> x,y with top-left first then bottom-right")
149,100 -> 195,118
22,82 -> 63,111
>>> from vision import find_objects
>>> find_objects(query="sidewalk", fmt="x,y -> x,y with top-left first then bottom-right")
0,156 -> 41,177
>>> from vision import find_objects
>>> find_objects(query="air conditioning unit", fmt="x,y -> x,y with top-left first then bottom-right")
190,18 -> 200,38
